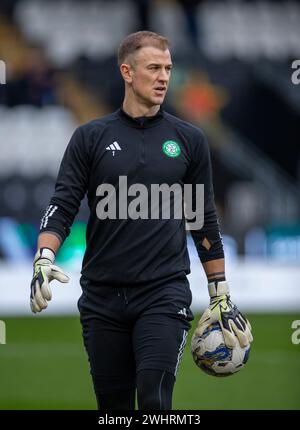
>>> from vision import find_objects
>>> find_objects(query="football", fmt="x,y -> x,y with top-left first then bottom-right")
191,323 -> 251,377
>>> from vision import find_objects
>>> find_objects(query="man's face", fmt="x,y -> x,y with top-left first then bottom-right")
128,46 -> 172,107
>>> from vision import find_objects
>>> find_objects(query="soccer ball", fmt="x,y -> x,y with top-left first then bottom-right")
191,323 -> 250,377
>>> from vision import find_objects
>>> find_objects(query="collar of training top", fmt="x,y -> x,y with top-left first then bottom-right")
118,106 -> 164,128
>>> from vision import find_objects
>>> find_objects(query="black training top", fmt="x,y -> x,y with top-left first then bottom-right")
40,108 -> 224,285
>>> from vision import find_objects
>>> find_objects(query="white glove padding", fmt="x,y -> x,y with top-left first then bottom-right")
30,248 -> 69,313
195,281 -> 253,349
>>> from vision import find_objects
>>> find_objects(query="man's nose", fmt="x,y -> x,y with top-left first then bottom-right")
158,69 -> 169,82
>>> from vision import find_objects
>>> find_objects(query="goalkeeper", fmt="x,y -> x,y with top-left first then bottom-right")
30,31 -> 252,410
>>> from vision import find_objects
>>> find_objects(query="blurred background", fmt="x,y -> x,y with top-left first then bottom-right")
0,0 -> 299,410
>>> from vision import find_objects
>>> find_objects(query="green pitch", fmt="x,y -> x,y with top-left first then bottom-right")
0,314 -> 299,410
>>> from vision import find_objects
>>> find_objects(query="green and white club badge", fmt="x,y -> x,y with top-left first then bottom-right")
162,140 -> 181,158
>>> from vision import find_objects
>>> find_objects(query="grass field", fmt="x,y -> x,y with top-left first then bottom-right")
0,314 -> 299,410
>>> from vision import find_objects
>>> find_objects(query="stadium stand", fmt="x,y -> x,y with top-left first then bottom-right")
1,0 -> 300,258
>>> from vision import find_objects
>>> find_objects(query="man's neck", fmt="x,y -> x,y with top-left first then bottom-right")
122,98 -> 160,118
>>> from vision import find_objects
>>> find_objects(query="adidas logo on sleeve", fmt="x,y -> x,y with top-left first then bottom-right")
106,141 -> 121,156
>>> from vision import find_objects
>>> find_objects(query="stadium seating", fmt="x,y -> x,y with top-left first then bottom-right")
0,105 -> 77,176
15,0 -> 136,65
14,0 -> 300,64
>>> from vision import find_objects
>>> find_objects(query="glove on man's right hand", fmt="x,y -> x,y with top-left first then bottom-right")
30,248 -> 69,313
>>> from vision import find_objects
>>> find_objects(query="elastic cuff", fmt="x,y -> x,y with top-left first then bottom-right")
34,247 -> 55,263
208,280 -> 230,297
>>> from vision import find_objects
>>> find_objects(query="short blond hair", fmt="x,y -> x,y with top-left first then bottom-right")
118,31 -> 170,66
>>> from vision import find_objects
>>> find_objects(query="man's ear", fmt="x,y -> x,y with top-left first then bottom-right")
120,63 -> 133,84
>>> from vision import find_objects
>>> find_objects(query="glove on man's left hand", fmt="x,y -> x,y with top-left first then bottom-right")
195,281 -> 253,348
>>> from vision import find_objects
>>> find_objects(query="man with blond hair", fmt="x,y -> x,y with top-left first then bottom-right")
30,31 -> 252,410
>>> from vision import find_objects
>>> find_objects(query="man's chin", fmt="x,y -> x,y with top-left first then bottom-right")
150,96 -> 165,106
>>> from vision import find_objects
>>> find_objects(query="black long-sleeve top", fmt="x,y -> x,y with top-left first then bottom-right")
40,108 -> 224,285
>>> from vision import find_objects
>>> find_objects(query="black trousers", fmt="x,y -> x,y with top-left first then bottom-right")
78,273 -> 194,407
